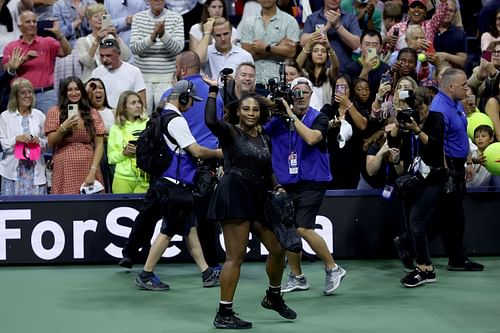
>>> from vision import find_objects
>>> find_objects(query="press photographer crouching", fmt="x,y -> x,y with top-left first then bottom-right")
389,87 -> 448,288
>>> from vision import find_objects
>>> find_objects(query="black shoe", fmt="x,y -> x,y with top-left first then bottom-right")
118,257 -> 133,269
447,260 -> 484,271
261,290 -> 297,320
394,237 -> 414,271
213,311 -> 252,329
400,267 -> 436,288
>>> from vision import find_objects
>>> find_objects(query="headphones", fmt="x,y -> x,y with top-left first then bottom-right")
179,81 -> 193,106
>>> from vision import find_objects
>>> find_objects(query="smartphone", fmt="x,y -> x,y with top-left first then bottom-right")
482,50 -> 492,62
128,140 -> 137,145
336,85 -> 346,95
367,47 -> 377,61
68,104 -> 78,118
393,27 -> 399,37
381,73 -> 392,84
102,14 -> 113,28
315,24 -> 325,36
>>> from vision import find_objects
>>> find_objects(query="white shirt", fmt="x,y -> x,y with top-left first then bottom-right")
98,107 -> 115,134
0,108 -> 48,185
204,45 -> 254,80
164,103 -> 196,153
91,62 -> 146,108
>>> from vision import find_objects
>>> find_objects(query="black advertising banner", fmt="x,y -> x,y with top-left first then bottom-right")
1,190 -> 499,265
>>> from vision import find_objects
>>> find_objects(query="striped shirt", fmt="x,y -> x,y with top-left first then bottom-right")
130,8 -> 184,82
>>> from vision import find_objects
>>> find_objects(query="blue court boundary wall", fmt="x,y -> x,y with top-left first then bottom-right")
1,188 -> 499,265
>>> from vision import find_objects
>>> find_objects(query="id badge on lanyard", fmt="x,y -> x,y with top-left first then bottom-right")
289,151 -> 298,174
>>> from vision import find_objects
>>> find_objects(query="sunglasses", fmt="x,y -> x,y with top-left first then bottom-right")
100,39 -> 118,47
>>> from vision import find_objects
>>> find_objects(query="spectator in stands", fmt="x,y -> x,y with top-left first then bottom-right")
130,0 -> 184,114
375,75 -> 418,120
103,0 -> 147,46
189,0 -> 238,53
86,77 -> 113,193
52,0 -> 95,94
301,0 -> 361,69
467,125 -> 494,188
0,78 -> 47,195
484,75 -> 500,142
468,41 -> 500,112
432,0 -> 467,69
322,74 -> 368,189
425,0 -> 462,28
284,59 -> 302,83
2,10 -> 72,114
107,90 -> 149,194
481,9 -> 500,53
133,80 -> 222,291
224,61 -> 256,114
91,37 -> 146,108
477,0 -> 500,38
344,29 -> 391,103
380,1 -> 402,45
389,28 -> 435,82
77,3 -> 131,83
45,76 -> 106,194
358,118 -> 402,190
195,18 -> 253,81
341,0 -> 382,33
264,77 -> 347,294
0,0 -> 32,56
85,77 -> 113,133
165,0 -> 204,42
296,29 -> 339,110
386,0 -> 448,51
239,0 -> 300,95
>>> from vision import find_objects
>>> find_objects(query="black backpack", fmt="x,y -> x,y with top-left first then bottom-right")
136,110 -> 180,176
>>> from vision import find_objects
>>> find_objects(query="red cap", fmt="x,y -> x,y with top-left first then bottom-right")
409,0 -> 427,7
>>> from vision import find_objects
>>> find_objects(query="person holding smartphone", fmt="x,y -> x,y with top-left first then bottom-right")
107,91 -> 149,193
45,76 -> 106,194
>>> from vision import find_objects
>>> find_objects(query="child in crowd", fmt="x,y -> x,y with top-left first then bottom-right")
467,125 -> 494,188
107,91 -> 149,194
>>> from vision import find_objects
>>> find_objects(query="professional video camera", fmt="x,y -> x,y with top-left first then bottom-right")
397,107 -> 420,124
396,90 -> 420,125
268,62 -> 294,117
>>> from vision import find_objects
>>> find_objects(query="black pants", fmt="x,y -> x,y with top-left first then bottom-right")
433,157 -> 468,264
403,183 -> 441,266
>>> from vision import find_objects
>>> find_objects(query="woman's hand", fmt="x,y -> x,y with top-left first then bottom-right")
84,171 -> 96,187
61,115 -> 79,130
122,142 -> 136,157
335,92 -> 351,109
15,134 -> 38,143
377,81 -> 392,99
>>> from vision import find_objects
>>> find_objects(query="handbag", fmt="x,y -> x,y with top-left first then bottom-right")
394,173 -> 423,198
193,165 -> 218,198
167,185 -> 194,220
264,191 -> 302,253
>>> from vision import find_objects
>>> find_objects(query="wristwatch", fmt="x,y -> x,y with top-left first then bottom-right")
265,44 -> 271,53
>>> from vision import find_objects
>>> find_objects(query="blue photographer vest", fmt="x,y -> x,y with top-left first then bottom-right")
265,107 -> 332,185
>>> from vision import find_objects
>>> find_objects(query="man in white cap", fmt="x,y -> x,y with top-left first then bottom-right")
263,77 -> 347,296
132,79 -> 224,291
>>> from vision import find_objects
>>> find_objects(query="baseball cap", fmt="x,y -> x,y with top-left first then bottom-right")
409,0 -> 427,8
170,80 -> 203,102
290,77 -> 314,91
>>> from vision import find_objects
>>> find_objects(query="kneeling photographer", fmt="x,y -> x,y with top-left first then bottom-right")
390,87 -> 447,288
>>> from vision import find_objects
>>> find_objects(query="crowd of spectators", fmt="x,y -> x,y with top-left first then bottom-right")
1,0 -> 500,195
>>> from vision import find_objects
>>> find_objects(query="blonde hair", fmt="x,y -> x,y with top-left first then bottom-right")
114,91 -> 147,127
8,78 -> 35,112
86,4 -> 107,19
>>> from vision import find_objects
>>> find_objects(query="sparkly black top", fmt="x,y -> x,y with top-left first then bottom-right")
205,96 -> 273,186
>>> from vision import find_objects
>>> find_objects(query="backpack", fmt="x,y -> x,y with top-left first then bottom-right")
136,110 -> 180,176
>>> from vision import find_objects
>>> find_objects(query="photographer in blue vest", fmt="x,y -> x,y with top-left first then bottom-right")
133,80 -> 223,291
263,77 -> 347,296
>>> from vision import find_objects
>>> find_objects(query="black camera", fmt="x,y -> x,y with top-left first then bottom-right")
397,107 -> 420,124
268,78 -> 294,117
